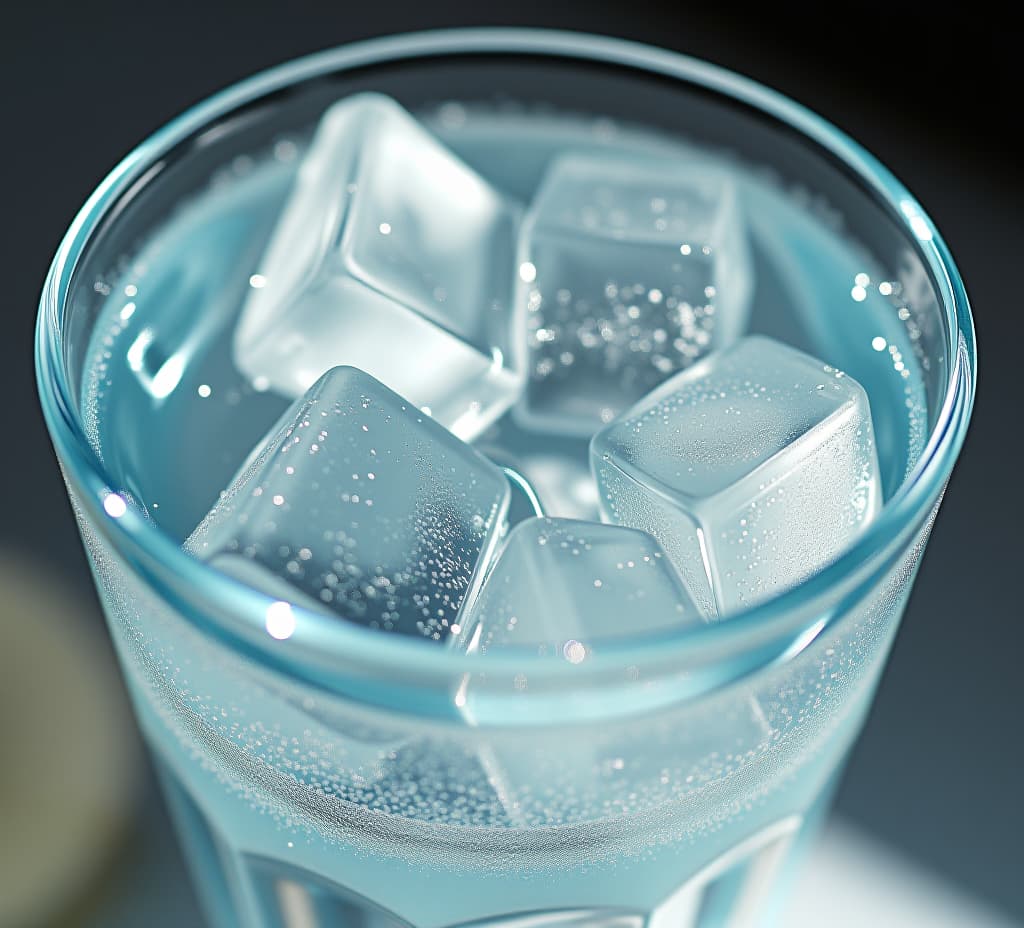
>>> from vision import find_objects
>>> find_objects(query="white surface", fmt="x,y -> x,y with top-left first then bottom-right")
784,820 -> 1021,928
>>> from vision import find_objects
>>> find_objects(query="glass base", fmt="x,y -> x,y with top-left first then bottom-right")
158,753 -> 813,928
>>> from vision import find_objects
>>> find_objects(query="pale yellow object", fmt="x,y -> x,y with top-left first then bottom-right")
0,554 -> 142,927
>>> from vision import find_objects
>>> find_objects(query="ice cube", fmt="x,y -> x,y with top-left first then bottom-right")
455,517 -> 704,657
591,336 -> 881,617
515,151 -> 752,435
450,517 -> 705,827
234,93 -> 522,441
186,366 -> 510,639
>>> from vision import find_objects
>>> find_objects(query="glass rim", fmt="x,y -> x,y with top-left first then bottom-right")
36,28 -> 976,702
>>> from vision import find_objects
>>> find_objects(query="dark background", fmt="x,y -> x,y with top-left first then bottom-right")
3,2 -> 1019,925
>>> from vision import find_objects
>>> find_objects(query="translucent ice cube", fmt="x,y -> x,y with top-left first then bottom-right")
455,517 -> 704,658
186,366 -> 510,639
591,336 -> 881,617
451,517 -> 706,826
234,93 -> 522,441
515,151 -> 752,435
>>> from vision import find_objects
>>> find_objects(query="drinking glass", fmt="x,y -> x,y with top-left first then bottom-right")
36,29 -> 976,928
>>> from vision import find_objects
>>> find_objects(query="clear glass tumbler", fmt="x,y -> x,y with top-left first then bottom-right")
36,29 -> 976,928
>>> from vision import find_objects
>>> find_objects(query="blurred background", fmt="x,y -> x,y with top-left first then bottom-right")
1,3 -> 1017,926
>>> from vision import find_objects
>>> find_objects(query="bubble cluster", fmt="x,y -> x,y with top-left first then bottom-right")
517,152 -> 751,433
525,274 -> 718,397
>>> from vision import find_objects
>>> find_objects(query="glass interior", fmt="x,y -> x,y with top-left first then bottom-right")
41,34 -> 971,692
63,52 -> 950,486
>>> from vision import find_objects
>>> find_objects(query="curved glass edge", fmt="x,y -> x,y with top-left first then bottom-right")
35,28 -> 977,703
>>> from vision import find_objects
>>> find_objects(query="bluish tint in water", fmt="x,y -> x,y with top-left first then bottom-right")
81,104 -> 930,927
83,108 -> 926,545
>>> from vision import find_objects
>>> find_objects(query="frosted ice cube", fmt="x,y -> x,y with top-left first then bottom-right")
451,517 -> 705,826
515,151 -> 752,435
591,336 -> 881,617
455,517 -> 704,657
186,366 -> 510,639
234,93 -> 522,441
